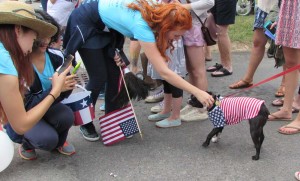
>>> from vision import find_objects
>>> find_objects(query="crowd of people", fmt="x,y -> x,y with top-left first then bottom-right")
0,0 -> 299,179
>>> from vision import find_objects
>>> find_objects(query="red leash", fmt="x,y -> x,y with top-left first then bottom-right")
225,64 -> 300,97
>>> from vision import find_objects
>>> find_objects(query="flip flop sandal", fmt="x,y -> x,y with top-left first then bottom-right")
206,63 -> 223,72
275,85 -> 285,97
278,126 -> 300,135
272,98 -> 284,106
292,107 -> 299,113
229,79 -> 253,89
211,68 -> 233,77
268,114 -> 292,121
205,58 -> 212,62
278,106 -> 300,113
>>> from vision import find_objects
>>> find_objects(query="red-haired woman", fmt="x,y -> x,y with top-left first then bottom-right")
63,0 -> 214,140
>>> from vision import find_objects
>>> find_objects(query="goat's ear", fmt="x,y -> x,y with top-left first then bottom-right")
213,94 -> 217,100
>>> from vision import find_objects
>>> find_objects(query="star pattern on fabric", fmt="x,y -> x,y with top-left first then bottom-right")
120,118 -> 139,137
80,99 -> 88,108
208,106 -> 226,128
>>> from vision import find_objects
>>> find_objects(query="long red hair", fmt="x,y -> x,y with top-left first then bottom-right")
0,25 -> 34,122
128,0 -> 192,60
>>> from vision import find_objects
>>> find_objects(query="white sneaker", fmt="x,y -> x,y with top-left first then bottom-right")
150,101 -> 164,113
180,104 -> 193,117
181,107 -> 208,122
145,90 -> 164,103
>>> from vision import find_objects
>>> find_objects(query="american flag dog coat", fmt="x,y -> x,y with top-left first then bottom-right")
203,96 -> 270,160
208,97 -> 264,128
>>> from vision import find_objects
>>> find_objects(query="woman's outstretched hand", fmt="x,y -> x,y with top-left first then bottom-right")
194,90 -> 214,108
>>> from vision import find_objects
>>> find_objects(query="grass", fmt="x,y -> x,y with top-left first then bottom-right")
229,15 -> 254,46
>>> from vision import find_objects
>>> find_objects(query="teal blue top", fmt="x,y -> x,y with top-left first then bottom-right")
0,42 -> 18,77
99,0 -> 155,42
33,52 -> 55,91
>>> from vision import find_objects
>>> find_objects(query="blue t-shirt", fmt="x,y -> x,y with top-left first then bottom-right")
33,52 -> 54,91
98,0 -> 155,42
0,42 -> 18,77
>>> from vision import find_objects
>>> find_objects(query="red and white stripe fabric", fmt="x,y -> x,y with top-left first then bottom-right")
99,105 -> 136,146
74,103 -> 95,126
220,97 -> 264,125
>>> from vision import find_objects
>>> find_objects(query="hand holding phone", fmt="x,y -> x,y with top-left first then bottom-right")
264,20 -> 277,40
56,54 -> 74,75
265,21 -> 276,35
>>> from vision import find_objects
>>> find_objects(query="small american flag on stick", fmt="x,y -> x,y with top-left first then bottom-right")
99,104 -> 140,146
99,48 -> 143,146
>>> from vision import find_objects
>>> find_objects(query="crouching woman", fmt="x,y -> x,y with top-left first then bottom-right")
0,2 -> 75,160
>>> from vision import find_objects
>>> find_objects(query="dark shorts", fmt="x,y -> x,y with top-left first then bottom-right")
211,0 -> 237,25
253,7 -> 268,30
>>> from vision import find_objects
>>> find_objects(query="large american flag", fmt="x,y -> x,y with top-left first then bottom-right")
99,105 -> 139,146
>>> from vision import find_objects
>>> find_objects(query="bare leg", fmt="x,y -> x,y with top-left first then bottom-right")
129,40 -> 141,74
229,29 -> 268,88
216,25 -> 232,72
292,88 -> 300,109
185,46 -> 208,91
269,47 -> 300,120
160,93 -> 172,114
204,45 -> 212,60
275,65 -> 286,97
242,29 -> 267,83
167,97 -> 182,120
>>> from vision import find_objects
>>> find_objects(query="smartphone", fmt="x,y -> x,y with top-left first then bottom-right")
264,20 -> 276,35
115,48 -> 130,66
56,54 -> 74,75
72,61 -> 81,74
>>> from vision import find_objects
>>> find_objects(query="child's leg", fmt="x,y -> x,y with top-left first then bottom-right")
169,96 -> 183,120
167,80 -> 183,120
160,93 -> 172,114
155,81 -> 183,128
160,80 -> 172,114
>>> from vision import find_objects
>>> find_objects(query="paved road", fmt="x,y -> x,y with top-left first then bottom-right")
2,49 -> 300,181
1,2 -> 299,180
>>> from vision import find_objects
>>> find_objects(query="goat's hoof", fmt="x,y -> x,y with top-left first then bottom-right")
202,142 -> 209,147
211,137 -> 218,143
252,155 -> 259,160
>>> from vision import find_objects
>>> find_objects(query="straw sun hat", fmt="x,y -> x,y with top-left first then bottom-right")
0,1 -> 57,38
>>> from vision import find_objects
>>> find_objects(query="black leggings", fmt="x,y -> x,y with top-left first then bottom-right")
78,46 -> 120,114
162,80 -> 183,98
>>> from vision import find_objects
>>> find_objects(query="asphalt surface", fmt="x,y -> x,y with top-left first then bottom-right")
1,1 -> 300,180
2,48 -> 300,180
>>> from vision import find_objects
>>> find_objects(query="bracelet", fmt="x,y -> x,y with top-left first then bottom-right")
48,93 -> 56,101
